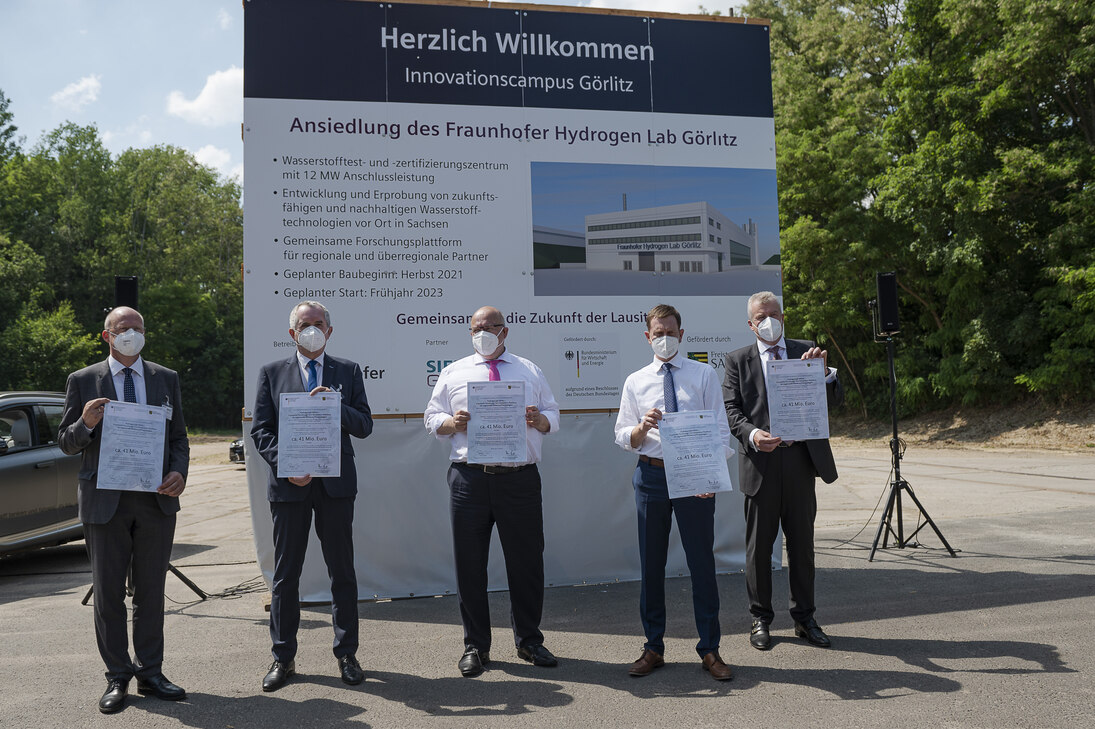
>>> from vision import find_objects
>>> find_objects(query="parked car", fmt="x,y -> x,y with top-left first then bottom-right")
229,438 -> 245,465
0,391 -> 83,555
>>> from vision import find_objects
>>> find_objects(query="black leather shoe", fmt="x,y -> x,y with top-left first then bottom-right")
794,619 -> 832,648
750,619 -> 772,650
338,654 -> 365,685
137,673 -> 186,700
458,646 -> 490,677
262,660 -> 296,692
517,643 -> 558,667
98,679 -> 129,714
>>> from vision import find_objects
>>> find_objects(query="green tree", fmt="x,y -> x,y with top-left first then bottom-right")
0,90 -> 18,162
0,104 -> 243,427
0,302 -> 98,391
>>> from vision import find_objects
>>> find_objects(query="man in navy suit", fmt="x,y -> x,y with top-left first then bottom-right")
58,306 -> 189,714
251,300 -> 373,691
722,291 -> 843,651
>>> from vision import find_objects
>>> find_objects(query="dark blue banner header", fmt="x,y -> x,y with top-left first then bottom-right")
244,0 -> 773,118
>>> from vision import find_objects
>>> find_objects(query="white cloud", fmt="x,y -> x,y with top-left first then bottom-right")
166,66 -> 242,127
584,0 -> 728,14
101,116 -> 153,151
193,144 -> 231,171
218,8 -> 232,30
193,144 -> 242,182
51,74 -> 102,112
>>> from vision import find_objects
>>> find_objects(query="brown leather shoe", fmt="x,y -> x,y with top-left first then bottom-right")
628,649 -> 665,677
702,652 -> 733,681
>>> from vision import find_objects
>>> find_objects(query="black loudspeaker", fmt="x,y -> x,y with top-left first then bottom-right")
876,271 -> 900,334
114,276 -> 139,310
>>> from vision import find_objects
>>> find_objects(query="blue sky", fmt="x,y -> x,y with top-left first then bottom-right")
0,1 -> 732,186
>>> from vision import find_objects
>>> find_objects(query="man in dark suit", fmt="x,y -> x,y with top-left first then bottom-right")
58,306 -> 189,714
722,291 -> 843,651
251,300 -> 373,691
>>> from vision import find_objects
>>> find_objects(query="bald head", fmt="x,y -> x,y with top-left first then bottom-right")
472,306 -> 505,325
469,306 -> 508,359
104,306 -> 144,332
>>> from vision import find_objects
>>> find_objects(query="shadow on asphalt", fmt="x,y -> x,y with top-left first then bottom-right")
130,693 -> 373,727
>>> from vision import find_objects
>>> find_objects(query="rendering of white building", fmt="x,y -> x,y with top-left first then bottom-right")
584,201 -> 758,273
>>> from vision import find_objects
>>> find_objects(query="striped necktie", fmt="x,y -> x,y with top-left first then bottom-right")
661,362 -> 677,413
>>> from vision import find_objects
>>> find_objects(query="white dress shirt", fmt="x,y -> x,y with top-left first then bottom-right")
424,349 -> 561,466
614,352 -> 733,460
295,351 -> 325,389
108,354 -> 147,404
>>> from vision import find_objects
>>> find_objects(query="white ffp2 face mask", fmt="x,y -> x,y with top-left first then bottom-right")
295,325 -> 327,353
111,329 -> 145,357
756,316 -> 783,342
650,335 -> 680,360
472,330 -> 500,357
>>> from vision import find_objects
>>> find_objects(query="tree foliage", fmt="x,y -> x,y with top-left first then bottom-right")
742,0 -> 1095,415
0,114 -> 243,427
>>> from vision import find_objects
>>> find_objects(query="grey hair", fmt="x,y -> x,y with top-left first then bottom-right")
747,291 -> 781,317
289,301 -> 331,330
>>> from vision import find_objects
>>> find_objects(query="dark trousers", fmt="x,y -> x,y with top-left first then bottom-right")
448,462 -> 545,652
84,491 -> 175,681
633,459 -> 720,657
269,482 -> 358,663
744,442 -> 818,624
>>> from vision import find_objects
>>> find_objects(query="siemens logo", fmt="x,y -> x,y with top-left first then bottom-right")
426,359 -> 455,387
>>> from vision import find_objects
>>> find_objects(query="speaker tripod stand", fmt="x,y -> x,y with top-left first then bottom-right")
868,334 -> 957,561
81,563 -> 207,605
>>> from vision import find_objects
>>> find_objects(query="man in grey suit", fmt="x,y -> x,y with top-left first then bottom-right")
58,306 -> 189,714
722,291 -> 843,651
251,301 -> 373,691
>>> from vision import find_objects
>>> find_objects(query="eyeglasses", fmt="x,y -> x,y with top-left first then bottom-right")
470,324 -> 504,334
108,327 -> 145,334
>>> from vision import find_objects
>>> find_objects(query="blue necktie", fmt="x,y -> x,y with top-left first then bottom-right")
306,359 -> 319,390
662,362 -> 677,413
122,367 -> 137,403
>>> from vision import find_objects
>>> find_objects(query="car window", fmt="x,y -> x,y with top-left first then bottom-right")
38,404 -> 64,445
0,408 -> 35,453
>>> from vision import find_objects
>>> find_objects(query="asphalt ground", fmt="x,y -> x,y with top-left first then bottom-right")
2,441 -> 1094,728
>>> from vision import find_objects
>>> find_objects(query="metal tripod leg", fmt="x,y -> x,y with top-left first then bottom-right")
869,480 -> 900,561
167,563 -> 207,600
82,562 -> 206,604
899,482 -> 958,557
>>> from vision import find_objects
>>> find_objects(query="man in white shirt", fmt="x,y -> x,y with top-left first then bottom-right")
722,291 -> 843,651
614,303 -> 734,681
424,306 -> 561,677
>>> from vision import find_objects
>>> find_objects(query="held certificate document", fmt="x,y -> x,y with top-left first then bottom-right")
277,392 -> 342,478
659,410 -> 734,499
766,358 -> 830,441
467,380 -> 528,464
97,401 -> 166,491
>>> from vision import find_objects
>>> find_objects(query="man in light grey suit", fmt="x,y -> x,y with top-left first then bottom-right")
58,306 -> 189,714
722,292 -> 843,651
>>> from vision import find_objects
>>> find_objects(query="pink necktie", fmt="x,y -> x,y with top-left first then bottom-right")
486,359 -> 500,381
